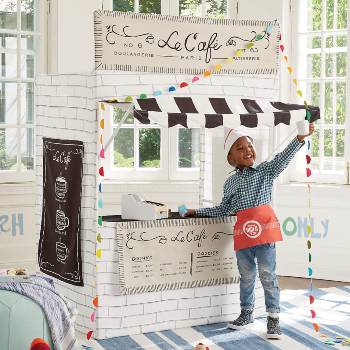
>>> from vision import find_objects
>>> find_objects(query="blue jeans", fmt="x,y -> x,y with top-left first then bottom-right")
236,243 -> 280,313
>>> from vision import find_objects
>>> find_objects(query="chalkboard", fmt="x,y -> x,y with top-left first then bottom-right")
39,138 -> 84,286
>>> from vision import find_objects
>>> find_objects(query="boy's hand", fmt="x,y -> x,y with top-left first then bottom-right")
297,122 -> 315,142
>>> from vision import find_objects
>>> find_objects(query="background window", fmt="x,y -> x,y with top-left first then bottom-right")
0,0 -> 39,181
113,0 -> 161,13
179,0 -> 227,18
292,0 -> 348,182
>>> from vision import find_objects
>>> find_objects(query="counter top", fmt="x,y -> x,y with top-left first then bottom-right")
102,212 -> 186,222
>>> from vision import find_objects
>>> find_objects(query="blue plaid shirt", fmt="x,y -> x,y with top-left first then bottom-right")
196,137 -> 304,217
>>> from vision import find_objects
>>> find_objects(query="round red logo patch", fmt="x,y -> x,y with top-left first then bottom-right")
243,220 -> 262,239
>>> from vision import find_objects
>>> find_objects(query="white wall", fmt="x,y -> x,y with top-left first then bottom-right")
0,184 -> 36,272
237,0 -> 284,22
276,184 -> 350,282
49,0 -> 101,74
36,73 -> 98,336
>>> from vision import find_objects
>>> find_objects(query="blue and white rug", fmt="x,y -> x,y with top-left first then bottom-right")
97,286 -> 350,350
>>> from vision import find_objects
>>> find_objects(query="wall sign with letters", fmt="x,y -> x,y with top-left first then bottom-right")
0,212 -> 24,236
94,11 -> 280,75
116,216 -> 239,294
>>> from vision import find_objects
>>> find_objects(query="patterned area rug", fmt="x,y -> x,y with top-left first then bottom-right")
97,286 -> 350,350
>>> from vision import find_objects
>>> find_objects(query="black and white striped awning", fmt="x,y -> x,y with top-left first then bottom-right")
132,97 -> 320,128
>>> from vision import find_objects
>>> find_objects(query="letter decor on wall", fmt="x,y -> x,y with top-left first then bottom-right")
38,138 -> 84,286
94,10 -> 280,75
117,216 -> 239,294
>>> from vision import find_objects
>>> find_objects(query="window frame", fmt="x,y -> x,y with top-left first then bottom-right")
169,127 -> 200,181
288,0 -> 350,184
103,104 -> 202,182
0,0 -> 47,184
103,104 -> 169,181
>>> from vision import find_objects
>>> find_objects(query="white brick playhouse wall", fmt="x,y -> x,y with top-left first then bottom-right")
36,74 -> 98,337
35,71 -> 278,339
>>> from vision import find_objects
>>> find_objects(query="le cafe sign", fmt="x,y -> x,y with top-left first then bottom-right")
107,28 -> 260,64
95,11 -> 279,74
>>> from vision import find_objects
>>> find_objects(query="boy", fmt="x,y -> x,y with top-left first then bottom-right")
186,124 -> 314,339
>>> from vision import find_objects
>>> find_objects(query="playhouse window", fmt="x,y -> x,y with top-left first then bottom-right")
112,106 -> 161,169
290,0 -> 349,184
0,0 -> 41,183
104,104 -> 200,181
177,128 -> 200,168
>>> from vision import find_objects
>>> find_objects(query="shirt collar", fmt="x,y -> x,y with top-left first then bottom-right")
234,164 -> 258,173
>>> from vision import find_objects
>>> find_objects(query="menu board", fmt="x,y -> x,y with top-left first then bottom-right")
38,138 -> 84,286
117,216 -> 238,294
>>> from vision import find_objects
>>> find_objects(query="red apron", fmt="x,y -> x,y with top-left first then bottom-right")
233,205 -> 283,251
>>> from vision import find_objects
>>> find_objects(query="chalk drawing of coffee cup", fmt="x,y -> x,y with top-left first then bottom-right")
56,242 -> 69,262
55,176 -> 67,201
56,209 -> 70,231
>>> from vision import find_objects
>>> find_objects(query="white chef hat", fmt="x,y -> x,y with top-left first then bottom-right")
224,127 -> 253,159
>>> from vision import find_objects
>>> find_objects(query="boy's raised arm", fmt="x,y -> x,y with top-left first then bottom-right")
266,122 -> 315,179
265,137 -> 304,179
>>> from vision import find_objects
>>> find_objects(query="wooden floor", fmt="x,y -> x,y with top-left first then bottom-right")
278,276 -> 349,290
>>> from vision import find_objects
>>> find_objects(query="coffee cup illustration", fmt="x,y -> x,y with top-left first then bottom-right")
56,242 -> 69,262
56,209 -> 69,231
55,176 -> 68,200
